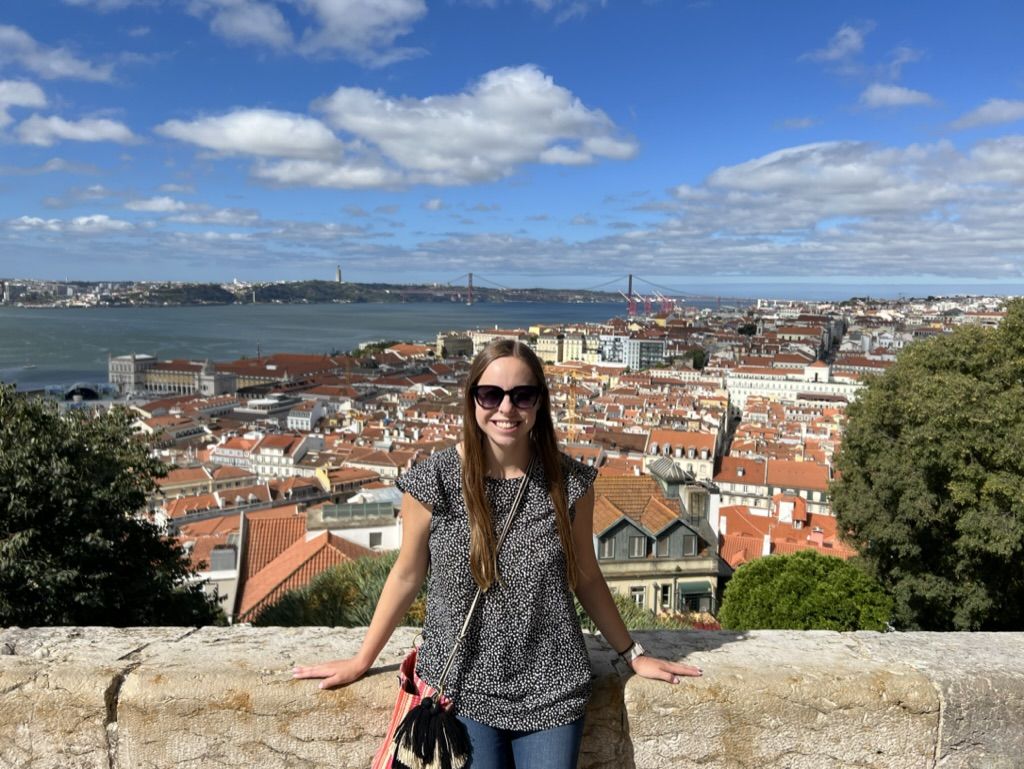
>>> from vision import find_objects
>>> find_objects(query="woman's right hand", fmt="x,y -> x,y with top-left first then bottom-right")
292,657 -> 370,689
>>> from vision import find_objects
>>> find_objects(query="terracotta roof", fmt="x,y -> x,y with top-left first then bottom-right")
241,504 -> 306,579
178,514 -> 241,571
593,496 -> 625,533
718,504 -> 855,568
714,456 -> 767,485
211,465 -> 256,480
238,531 -> 375,621
160,466 -> 211,486
163,493 -> 220,519
648,429 -> 715,453
765,459 -> 830,492
256,434 -> 303,451
597,456 -> 645,476
216,436 -> 259,452
218,483 -> 272,507
592,475 -> 685,535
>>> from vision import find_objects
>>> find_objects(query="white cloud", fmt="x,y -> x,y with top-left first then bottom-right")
163,66 -> 636,189
177,0 -> 425,65
968,135 -> 1024,183
10,216 -> 62,232
952,98 -> 1024,131
169,207 -> 261,225
126,196 -> 189,212
252,157 -> 404,188
0,25 -> 113,81
314,64 -> 637,185
886,46 -> 923,79
71,214 -> 133,232
540,145 -> 592,165
188,0 -> 294,49
16,114 -> 137,146
0,80 -> 47,128
801,22 -> 874,63
529,0 -> 607,23
860,83 -> 935,108
422,198 -> 444,211
295,0 -> 427,66
156,109 -> 342,158
159,183 -> 195,193
8,213 -> 133,233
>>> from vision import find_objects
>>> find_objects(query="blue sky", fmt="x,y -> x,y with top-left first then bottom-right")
2,0 -> 1024,295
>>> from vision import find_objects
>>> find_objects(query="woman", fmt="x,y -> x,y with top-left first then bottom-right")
293,339 -> 701,768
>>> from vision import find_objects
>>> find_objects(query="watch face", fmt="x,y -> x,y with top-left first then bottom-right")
629,642 -> 646,661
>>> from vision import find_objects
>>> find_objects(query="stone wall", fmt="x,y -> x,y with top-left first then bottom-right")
2,626 -> 1022,769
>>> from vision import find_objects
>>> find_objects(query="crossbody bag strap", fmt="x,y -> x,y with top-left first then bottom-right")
434,455 -> 537,698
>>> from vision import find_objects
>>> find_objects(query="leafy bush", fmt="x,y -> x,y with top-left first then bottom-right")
718,550 -> 892,631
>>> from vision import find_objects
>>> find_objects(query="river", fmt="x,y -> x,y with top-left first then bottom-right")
0,302 -> 633,389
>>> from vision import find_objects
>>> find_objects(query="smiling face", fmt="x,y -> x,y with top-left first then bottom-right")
473,355 -> 539,458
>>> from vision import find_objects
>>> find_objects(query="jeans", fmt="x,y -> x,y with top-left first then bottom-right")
458,715 -> 585,769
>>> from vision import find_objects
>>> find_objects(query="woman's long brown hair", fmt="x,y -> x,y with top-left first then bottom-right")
461,339 -> 578,592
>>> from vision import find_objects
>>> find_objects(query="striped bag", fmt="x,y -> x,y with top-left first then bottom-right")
371,647 -> 451,769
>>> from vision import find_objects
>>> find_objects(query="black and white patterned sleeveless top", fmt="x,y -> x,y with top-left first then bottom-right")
396,446 -> 599,731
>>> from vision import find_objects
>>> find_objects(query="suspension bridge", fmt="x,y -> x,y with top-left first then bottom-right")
444,272 -> 755,315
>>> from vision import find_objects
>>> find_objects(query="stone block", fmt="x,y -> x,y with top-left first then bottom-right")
0,627 -> 190,769
622,630 -> 939,769
116,625 -> 421,769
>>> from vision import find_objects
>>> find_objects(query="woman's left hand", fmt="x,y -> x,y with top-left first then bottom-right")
629,654 -> 702,684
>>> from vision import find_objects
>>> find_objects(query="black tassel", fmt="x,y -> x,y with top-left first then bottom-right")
391,696 -> 471,769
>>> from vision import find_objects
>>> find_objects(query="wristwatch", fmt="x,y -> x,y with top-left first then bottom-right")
618,640 -> 647,665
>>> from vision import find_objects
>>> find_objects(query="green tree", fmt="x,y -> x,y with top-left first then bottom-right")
687,348 -> 708,370
717,550 -> 892,631
253,550 -> 426,626
0,387 -> 220,626
832,300 -> 1024,630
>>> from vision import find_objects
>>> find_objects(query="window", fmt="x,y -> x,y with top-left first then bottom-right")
630,586 -> 646,607
656,537 -> 669,558
628,536 -> 646,558
369,531 -> 383,549
660,584 -> 671,610
682,535 -> 698,556
599,538 -> 615,559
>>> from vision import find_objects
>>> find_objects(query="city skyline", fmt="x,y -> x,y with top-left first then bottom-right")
1,1 -> 1024,293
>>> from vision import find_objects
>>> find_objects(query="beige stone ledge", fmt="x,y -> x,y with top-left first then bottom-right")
1,627 -> 1022,769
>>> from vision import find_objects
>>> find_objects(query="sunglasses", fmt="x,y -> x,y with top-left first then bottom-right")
471,384 -> 542,410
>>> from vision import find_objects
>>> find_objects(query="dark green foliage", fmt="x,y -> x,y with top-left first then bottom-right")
717,550 -> 892,631
0,387 -> 220,626
253,550 -> 426,626
832,300 -> 1024,630
144,284 -> 236,305
688,348 -> 708,370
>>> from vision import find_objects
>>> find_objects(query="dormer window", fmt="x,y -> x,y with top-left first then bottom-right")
628,536 -> 646,558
